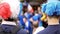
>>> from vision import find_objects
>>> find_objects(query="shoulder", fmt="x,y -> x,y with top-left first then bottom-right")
17,29 -> 27,34
37,26 -> 49,34
37,29 -> 48,34
34,27 -> 44,34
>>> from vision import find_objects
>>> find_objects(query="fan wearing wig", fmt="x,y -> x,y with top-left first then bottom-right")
38,0 -> 60,34
0,0 -> 21,34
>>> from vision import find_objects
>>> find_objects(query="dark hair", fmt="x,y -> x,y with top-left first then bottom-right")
4,18 -> 17,21
23,16 -> 27,20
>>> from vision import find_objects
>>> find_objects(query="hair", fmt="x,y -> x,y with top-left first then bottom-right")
23,16 -> 27,20
4,17 -> 17,21
48,12 -> 60,18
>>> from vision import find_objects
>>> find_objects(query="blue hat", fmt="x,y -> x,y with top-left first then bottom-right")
32,15 -> 39,21
41,1 -> 60,16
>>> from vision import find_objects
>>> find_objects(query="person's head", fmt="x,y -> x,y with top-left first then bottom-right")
37,5 -> 41,11
41,0 -> 60,24
37,5 -> 42,15
23,6 -> 28,13
31,16 -> 39,28
35,10 -> 38,14
0,2 -> 11,20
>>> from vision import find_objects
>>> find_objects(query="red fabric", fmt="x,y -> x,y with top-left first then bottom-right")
30,8 -> 34,13
0,2 -> 11,19
28,4 -> 34,13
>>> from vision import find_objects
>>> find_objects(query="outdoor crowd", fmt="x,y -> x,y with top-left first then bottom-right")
0,0 -> 60,34
18,5 -> 45,34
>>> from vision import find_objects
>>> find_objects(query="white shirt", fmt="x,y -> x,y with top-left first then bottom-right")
1,20 -> 16,26
33,26 -> 44,34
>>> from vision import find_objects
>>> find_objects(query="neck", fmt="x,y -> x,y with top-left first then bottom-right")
33,27 -> 37,33
48,18 -> 59,25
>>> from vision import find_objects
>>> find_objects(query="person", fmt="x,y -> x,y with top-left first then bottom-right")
38,0 -> 60,34
30,15 -> 44,34
18,13 -> 25,29
18,2 -> 25,29
37,6 -> 43,26
0,1 -> 20,34
24,5 -> 33,34
0,0 -> 27,34
23,16 -> 30,34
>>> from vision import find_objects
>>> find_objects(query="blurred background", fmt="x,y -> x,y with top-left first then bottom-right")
0,0 -> 48,34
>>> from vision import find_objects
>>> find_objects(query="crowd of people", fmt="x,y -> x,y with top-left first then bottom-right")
0,0 -> 46,34
0,0 -> 60,34
19,5 -> 45,34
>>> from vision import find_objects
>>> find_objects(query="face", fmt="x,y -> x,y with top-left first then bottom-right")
38,7 -> 41,11
38,7 -> 42,14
